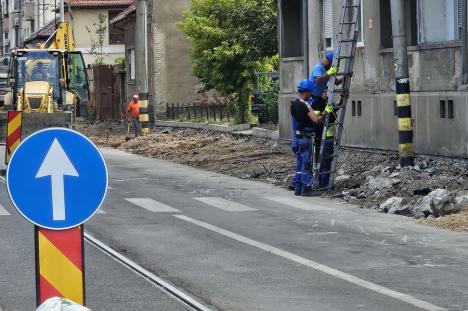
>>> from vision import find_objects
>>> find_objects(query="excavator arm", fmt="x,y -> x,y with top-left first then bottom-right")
42,22 -> 76,52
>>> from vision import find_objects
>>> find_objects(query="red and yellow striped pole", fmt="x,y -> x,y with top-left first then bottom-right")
5,111 -> 23,164
35,226 -> 85,306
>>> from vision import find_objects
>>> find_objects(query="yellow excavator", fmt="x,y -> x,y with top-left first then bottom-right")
3,22 -> 89,134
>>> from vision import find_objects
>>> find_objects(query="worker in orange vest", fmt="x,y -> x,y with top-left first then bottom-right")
127,95 -> 140,137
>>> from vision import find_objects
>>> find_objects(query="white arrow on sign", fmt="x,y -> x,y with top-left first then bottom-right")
36,138 -> 79,221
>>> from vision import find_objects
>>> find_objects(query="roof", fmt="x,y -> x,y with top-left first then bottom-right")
24,20 -> 57,44
15,48 -> 66,53
64,0 -> 135,7
110,4 -> 136,25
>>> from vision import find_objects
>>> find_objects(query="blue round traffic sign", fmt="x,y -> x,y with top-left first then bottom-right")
6,128 -> 108,230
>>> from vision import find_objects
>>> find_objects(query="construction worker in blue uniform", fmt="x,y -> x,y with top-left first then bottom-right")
308,52 -> 343,191
290,80 -> 326,196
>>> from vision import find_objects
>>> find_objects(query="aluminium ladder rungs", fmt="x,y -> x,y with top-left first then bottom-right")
312,0 -> 360,191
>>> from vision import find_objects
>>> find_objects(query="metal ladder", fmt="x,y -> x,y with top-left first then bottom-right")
313,0 -> 360,191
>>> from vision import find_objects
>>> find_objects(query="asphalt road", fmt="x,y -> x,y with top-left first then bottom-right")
0,149 -> 191,310
2,147 -> 468,310
90,149 -> 467,311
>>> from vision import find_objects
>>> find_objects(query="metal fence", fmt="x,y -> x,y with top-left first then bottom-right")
165,100 -> 278,125
165,103 -> 235,122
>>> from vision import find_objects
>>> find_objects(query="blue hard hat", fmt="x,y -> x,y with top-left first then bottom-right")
297,79 -> 314,92
326,52 -> 334,62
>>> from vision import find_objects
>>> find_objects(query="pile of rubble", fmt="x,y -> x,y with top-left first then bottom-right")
377,189 -> 468,218
331,150 -> 468,221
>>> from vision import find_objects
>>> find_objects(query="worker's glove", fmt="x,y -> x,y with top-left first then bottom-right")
325,104 -> 334,114
327,66 -> 338,76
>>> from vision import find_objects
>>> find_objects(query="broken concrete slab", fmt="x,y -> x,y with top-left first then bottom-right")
430,189 -> 456,217
388,204 -> 413,217
379,197 -> 403,213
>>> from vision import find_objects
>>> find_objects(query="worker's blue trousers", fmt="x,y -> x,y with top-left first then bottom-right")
291,135 -> 300,187
293,138 -> 313,191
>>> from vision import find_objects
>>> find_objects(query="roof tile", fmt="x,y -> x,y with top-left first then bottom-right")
65,0 -> 135,7
110,5 -> 136,25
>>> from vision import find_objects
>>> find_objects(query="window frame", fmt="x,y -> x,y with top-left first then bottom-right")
417,0 -> 462,45
108,11 -> 125,45
128,48 -> 135,81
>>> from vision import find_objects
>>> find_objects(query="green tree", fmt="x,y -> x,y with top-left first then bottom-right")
178,0 -> 277,123
86,13 -> 108,65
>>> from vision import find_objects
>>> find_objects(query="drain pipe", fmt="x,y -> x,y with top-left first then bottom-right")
462,0 -> 468,84
302,0 -> 309,77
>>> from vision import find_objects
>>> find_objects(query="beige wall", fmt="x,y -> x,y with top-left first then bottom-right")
152,0 -> 199,114
65,9 -> 124,65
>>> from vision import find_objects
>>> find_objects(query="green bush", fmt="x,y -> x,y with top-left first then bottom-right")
178,0 -> 277,124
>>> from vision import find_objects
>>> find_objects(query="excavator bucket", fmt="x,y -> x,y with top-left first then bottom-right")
0,111 -> 72,142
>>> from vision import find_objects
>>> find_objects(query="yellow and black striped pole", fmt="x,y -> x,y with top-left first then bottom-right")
139,93 -> 149,136
396,78 -> 414,166
5,111 -> 23,165
390,0 -> 414,167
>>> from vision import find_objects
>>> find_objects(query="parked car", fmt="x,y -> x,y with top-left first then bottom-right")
250,72 -> 279,123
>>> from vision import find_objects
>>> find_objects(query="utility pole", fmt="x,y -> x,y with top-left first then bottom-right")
461,0 -> 468,84
136,0 -> 149,136
0,1 -> 4,56
390,0 -> 414,167
60,0 -> 64,22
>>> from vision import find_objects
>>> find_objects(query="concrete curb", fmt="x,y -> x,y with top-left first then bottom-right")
154,121 -> 280,141
155,120 -> 251,133
251,127 -> 279,140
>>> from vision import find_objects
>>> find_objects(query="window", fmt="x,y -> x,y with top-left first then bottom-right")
380,0 -> 417,48
67,52 -> 90,103
419,0 -> 460,43
440,100 -> 446,118
108,11 -> 125,45
280,0 -> 303,58
447,100 -> 454,119
129,48 -> 135,81
352,100 -> 362,117
357,1 -> 363,44
440,99 -> 454,119
322,0 -> 333,49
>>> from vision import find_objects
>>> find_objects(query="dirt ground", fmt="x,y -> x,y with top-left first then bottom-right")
76,119 -> 468,231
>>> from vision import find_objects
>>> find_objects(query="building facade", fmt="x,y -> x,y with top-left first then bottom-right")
149,0 -> 198,116
279,0 -> 468,157
61,0 -> 131,65
0,0 -> 57,53
112,0 -> 198,116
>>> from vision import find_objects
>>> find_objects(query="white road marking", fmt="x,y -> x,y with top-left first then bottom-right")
108,186 -> 114,190
265,196 -> 329,211
125,198 -> 180,213
0,203 -> 10,216
97,209 -> 107,214
175,215 -> 446,311
194,197 -> 257,212
84,232 -> 213,311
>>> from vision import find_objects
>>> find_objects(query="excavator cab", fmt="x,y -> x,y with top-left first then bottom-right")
6,49 -> 89,115
9,50 -> 63,112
